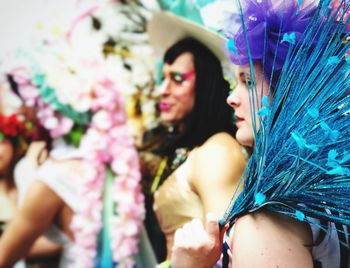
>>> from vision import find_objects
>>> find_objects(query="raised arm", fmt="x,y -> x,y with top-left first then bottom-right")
0,181 -> 64,267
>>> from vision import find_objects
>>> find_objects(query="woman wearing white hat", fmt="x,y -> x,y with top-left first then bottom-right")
146,8 -> 247,266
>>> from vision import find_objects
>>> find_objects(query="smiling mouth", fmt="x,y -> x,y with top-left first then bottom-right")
159,103 -> 172,111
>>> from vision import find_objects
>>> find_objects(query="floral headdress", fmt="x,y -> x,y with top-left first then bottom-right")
224,0 -> 319,87
4,1 -> 153,266
0,114 -> 32,143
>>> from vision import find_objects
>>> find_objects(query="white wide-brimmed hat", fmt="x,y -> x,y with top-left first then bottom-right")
147,10 -> 228,61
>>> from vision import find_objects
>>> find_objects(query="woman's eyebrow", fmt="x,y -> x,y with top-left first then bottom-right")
170,70 -> 195,79
169,71 -> 184,76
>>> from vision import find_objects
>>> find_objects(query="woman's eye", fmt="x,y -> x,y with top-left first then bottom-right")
245,79 -> 254,87
171,73 -> 185,84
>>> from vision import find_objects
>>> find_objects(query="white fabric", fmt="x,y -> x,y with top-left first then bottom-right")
13,260 -> 26,268
35,159 -> 85,212
49,139 -> 85,160
14,144 -> 86,268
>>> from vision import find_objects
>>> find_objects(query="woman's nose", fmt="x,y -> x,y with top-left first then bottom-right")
226,90 -> 239,108
159,79 -> 171,96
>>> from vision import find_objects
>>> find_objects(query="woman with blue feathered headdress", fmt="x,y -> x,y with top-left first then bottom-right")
170,0 -> 350,267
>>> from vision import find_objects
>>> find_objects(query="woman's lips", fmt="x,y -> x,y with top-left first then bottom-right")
235,116 -> 244,125
159,102 -> 172,111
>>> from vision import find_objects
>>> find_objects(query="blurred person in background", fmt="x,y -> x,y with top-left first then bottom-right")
144,10 -> 247,266
0,81 -> 62,267
0,78 -> 85,268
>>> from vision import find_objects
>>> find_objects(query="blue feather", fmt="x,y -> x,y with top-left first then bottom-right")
281,32 -> 296,45
222,0 -> 350,238
227,38 -> 238,56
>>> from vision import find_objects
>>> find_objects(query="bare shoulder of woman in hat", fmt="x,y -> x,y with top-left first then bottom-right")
147,11 -> 247,263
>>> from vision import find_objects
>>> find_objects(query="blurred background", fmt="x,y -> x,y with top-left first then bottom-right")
0,0 -> 161,144
0,1 -> 162,267
0,1 -> 237,266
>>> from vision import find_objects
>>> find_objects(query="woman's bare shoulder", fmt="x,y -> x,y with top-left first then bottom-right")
230,210 -> 313,267
187,132 -> 246,213
203,132 -> 240,147
188,132 -> 246,184
193,132 -> 243,159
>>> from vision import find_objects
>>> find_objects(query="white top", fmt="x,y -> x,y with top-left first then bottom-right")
14,142 -> 86,268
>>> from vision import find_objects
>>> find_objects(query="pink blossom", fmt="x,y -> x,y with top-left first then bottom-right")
92,110 -> 114,130
49,117 -> 75,138
9,25 -> 145,265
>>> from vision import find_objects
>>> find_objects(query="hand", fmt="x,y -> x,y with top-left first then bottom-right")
171,213 -> 227,268
26,141 -> 48,167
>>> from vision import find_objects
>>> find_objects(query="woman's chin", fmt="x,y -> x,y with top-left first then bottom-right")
160,117 -> 175,126
235,130 -> 254,147
160,113 -> 181,126
160,113 -> 172,123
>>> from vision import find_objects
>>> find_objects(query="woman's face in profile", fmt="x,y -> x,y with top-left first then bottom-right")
158,52 -> 196,128
226,64 -> 269,147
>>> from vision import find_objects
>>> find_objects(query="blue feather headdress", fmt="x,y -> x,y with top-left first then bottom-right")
221,0 -> 350,242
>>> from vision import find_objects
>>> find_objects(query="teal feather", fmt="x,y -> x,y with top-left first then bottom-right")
281,32 -> 296,45
222,0 -> 350,239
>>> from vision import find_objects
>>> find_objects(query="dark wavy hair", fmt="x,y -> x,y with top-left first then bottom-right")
161,37 -> 236,154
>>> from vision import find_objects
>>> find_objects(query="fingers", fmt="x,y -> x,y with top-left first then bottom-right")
174,215 -> 222,251
191,218 -> 207,239
219,222 -> 230,245
174,218 -> 206,248
173,225 -> 185,247
172,217 -> 223,267
27,141 -> 47,160
205,213 -> 220,243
